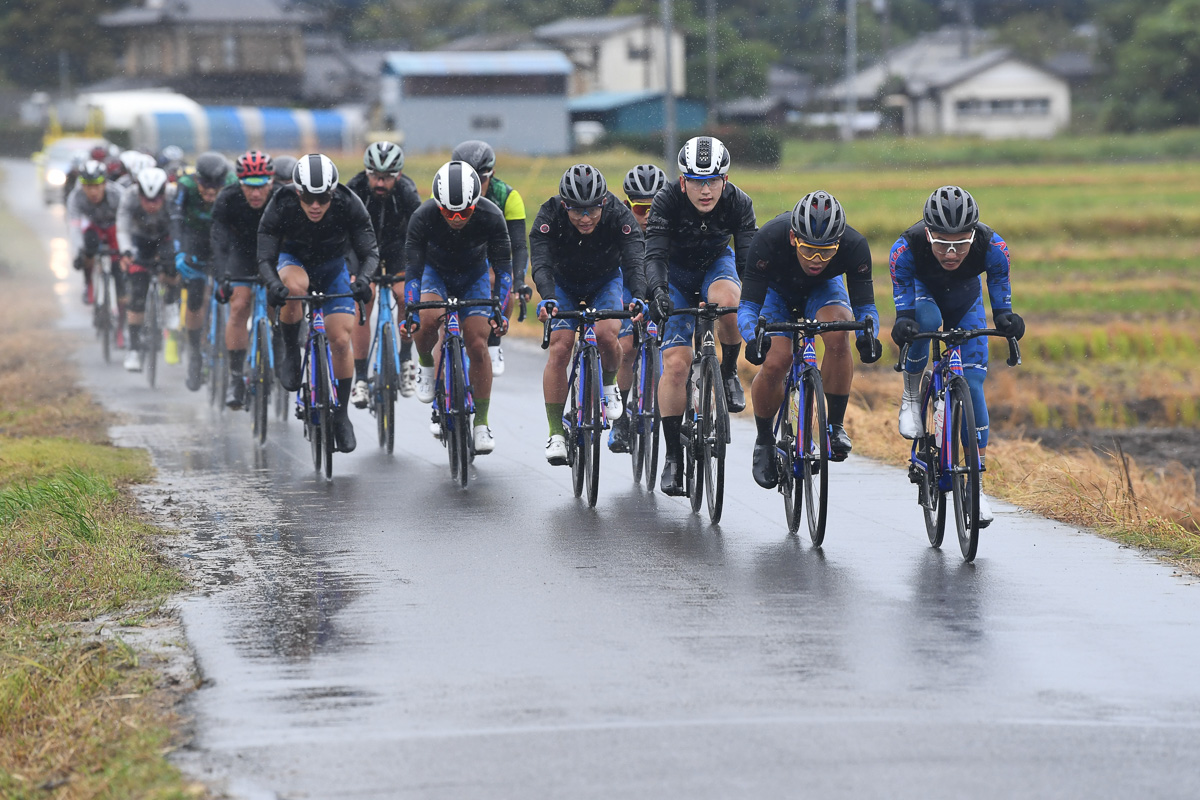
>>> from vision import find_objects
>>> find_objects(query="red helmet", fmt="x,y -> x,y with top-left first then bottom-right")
90,145 -> 109,161
105,158 -> 125,179
236,150 -> 274,184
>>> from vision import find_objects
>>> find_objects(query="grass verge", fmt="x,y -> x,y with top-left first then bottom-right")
0,178 -> 203,799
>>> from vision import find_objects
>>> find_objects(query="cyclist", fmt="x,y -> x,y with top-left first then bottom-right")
157,144 -> 186,181
607,162 -> 668,454
257,153 -> 378,454
451,140 -> 528,377
346,140 -> 423,406
171,151 -> 236,390
272,155 -> 297,190
889,185 -> 1026,528
211,150 -> 276,409
116,166 -> 175,372
530,164 -> 646,465
65,159 -> 122,307
738,191 -> 882,488
404,160 -> 512,455
644,135 -> 758,496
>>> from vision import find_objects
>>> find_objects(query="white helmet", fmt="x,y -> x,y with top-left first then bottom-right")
677,136 -> 730,179
136,167 -> 170,200
431,161 -> 482,212
293,153 -> 339,195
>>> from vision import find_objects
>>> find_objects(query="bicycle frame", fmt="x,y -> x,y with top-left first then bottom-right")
370,276 -> 402,391
246,283 -> 275,380
773,333 -> 824,473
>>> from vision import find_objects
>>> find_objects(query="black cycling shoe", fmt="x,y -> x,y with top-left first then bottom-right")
225,376 -> 245,410
724,373 -> 746,413
279,345 -> 302,392
660,458 -> 687,496
334,413 -> 357,453
608,412 -> 631,453
186,349 -> 203,392
752,441 -> 779,489
829,423 -> 852,462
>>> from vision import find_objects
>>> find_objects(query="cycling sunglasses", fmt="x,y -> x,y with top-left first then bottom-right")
439,205 -> 475,222
299,190 -> 333,206
926,229 -> 976,253
628,201 -> 653,213
795,240 -> 840,262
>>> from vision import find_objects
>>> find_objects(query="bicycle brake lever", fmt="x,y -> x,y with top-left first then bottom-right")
1006,337 -> 1022,367
894,342 -> 911,372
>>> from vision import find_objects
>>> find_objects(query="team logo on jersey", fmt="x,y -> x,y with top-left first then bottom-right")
856,262 -> 870,273
540,223 -> 550,233
622,224 -> 631,234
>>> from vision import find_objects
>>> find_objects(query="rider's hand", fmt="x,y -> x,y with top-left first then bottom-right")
650,287 -> 672,324
351,274 -> 373,304
745,336 -> 771,365
174,252 -> 201,282
856,334 -> 882,364
993,310 -> 1025,341
214,279 -> 234,304
629,298 -> 647,324
518,283 -> 534,300
266,280 -> 290,307
891,316 -> 920,346
491,314 -> 509,335
402,312 -> 419,337
119,254 -> 133,272
536,298 -> 557,323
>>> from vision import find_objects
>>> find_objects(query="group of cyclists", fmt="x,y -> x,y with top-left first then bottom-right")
63,133 -> 1025,528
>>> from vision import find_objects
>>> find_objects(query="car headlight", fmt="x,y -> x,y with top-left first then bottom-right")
47,169 -> 67,186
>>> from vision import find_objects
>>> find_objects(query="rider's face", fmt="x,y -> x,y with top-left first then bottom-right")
83,184 -> 105,205
680,175 -> 725,213
241,183 -> 271,209
368,171 -> 398,197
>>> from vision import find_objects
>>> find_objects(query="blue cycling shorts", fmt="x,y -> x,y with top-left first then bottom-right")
759,276 -> 852,339
278,252 -> 355,316
661,247 -> 740,350
550,273 -> 625,332
421,265 -> 494,319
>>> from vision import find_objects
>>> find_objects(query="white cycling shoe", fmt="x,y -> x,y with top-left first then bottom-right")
899,396 -> 923,439
602,383 -> 623,421
123,349 -> 142,372
545,434 -> 568,466
415,365 -> 436,403
977,494 -> 994,528
398,360 -> 417,398
473,424 -> 495,454
350,379 -> 369,408
489,344 -> 505,376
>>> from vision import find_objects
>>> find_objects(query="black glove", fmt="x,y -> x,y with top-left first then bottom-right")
745,336 -> 771,366
650,287 -> 673,324
215,279 -> 233,304
352,274 -> 374,305
72,253 -> 87,272
891,316 -> 920,346
856,334 -> 882,363
267,280 -> 290,307
993,310 -> 1025,340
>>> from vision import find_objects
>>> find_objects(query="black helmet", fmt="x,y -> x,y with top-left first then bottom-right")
451,140 -> 495,178
790,190 -> 846,246
273,156 -> 297,186
558,164 -> 607,207
923,185 -> 979,234
622,164 -> 667,200
79,159 -> 106,185
194,151 -> 230,189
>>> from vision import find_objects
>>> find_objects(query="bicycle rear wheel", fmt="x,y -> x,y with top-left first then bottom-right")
448,340 -> 470,488
629,356 -> 646,484
98,272 -> 112,364
801,369 -> 830,546
208,302 -> 228,410
304,347 -> 322,473
918,373 -> 946,548
252,319 -> 271,445
583,348 -> 602,508
781,383 -> 802,534
947,376 -> 981,561
700,357 -> 727,524
144,281 -> 160,388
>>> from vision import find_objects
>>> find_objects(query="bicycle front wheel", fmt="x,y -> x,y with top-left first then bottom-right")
700,357 -> 727,524
629,354 -> 646,484
919,373 -> 946,548
642,340 -> 661,492
304,349 -> 322,473
947,376 -> 981,561
801,369 -> 830,547
252,319 -> 271,445
583,348 -> 602,508
98,273 -> 112,364
144,282 -> 160,388
567,364 -> 585,498
208,303 -> 228,411
377,326 -> 397,454
780,385 -> 802,534
448,340 -> 470,488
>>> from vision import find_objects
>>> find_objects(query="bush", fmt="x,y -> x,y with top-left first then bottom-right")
599,123 -> 783,168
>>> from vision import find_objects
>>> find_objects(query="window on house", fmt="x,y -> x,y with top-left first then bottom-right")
471,116 -> 503,132
956,98 -> 1052,116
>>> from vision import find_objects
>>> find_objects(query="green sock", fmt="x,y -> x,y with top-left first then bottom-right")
546,402 -> 565,436
418,351 -> 434,367
602,369 -> 618,385
474,398 -> 490,427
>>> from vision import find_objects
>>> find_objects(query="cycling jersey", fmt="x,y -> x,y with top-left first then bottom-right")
211,182 -> 277,281
116,182 -> 175,264
486,175 -> 529,285
529,191 -> 646,300
738,213 -> 878,341
889,220 -> 1012,326
256,185 -> 379,284
65,184 -> 121,257
644,180 -> 757,294
171,172 -> 236,269
346,170 -> 422,274
404,198 -> 512,307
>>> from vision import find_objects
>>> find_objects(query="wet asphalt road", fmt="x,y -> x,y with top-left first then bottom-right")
9,160 -> 1200,799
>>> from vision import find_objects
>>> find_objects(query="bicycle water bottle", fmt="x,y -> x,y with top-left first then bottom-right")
788,389 -> 800,431
933,398 -> 945,438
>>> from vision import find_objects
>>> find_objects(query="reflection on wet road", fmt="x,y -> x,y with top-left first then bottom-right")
7,159 -> 1200,799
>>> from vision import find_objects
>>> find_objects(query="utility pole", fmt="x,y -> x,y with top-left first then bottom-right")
842,0 -> 857,142
706,0 -> 717,125
663,0 -> 677,177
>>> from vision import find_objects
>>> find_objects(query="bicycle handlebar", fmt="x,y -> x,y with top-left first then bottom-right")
517,284 -> 534,323
893,328 -> 1022,373
668,305 -> 739,318
285,292 -> 367,326
753,316 -> 877,363
404,297 -> 502,335
371,273 -> 405,287
539,306 -> 637,351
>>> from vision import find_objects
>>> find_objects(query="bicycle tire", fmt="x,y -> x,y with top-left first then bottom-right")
701,357 -> 727,524
567,358 -> 586,498
685,370 -> 704,514
583,347 -> 602,508
144,281 -> 160,389
318,339 -> 335,479
919,372 -> 946,548
449,340 -> 470,488
643,341 -> 661,492
629,353 -> 645,484
801,369 -> 830,546
98,272 -> 112,364
947,376 -> 981,561
305,344 -> 322,473
211,303 -> 229,412
781,382 -> 802,535
252,319 -> 270,445
273,326 -> 289,422
379,325 -> 396,454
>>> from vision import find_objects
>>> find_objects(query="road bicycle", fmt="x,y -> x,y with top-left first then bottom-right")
140,263 -> 167,388
367,274 -> 404,454
245,282 -> 277,445
203,276 -> 228,411
406,296 -> 501,489
92,247 -> 118,364
291,291 -> 363,480
542,304 -> 636,508
663,305 -> 739,524
895,328 -> 1021,562
627,317 -> 662,491
753,316 -> 875,545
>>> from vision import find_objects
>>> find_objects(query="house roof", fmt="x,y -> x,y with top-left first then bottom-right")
567,90 -> 662,112
383,51 -> 573,77
535,15 -> 648,41
100,0 -> 318,27
440,32 -> 536,52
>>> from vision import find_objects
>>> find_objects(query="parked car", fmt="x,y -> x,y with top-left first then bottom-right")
33,136 -> 109,205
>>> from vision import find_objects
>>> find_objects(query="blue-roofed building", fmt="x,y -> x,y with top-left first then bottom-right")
381,51 -> 573,155
568,90 -> 706,137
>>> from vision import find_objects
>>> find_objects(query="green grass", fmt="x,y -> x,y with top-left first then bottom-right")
0,436 -> 153,488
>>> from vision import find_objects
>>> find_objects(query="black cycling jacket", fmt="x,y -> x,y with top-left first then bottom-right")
346,170 -> 423,274
644,179 -> 757,293
742,213 -> 875,310
404,198 -> 512,290
529,191 -> 646,300
256,185 -> 379,284
212,183 -> 276,280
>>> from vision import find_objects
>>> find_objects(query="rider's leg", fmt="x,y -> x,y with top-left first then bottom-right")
276,263 -> 309,391
543,329 -> 574,436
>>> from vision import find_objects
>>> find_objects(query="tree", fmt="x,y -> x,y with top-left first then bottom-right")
0,0 -> 121,89
1104,0 -> 1200,130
